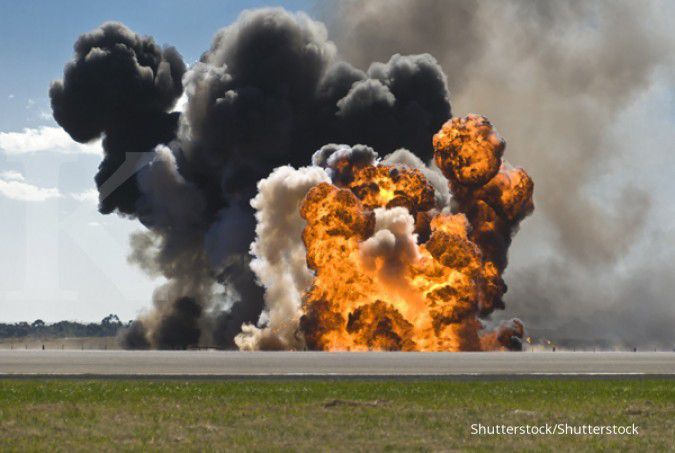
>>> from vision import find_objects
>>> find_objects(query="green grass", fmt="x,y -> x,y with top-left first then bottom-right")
0,379 -> 673,451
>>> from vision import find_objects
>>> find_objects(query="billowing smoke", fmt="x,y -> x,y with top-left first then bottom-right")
236,165 -> 330,350
327,0 -> 675,348
52,2 -> 671,349
239,143 -> 488,351
50,22 -> 186,215
359,207 -> 420,279
311,144 -> 378,186
52,8 -> 453,348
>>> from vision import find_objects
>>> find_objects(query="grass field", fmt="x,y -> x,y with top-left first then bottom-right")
0,379 -> 673,451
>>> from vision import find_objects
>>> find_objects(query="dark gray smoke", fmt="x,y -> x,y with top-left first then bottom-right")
50,22 -> 186,215
179,11 -> 450,200
311,143 -> 378,186
53,3 -> 672,349
51,8 -> 452,348
326,0 -> 675,348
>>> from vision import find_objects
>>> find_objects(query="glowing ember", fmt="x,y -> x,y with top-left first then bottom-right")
299,115 -> 534,351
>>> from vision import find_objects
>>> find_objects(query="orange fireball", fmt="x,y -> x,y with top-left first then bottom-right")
299,115 -> 534,351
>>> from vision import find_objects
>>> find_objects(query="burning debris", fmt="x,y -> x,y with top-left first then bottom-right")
51,9 -> 533,351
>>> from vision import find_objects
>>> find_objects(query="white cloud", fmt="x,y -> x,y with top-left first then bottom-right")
0,126 -> 101,155
0,170 -> 25,181
0,171 -> 61,202
8,94 -> 15,99
71,188 -> 99,204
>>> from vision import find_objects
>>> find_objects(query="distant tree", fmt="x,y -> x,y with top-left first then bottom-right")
101,314 -> 122,326
0,316 -> 125,339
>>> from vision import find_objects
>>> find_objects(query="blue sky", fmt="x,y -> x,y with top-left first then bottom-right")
0,0 -> 321,322
0,0 -> 318,131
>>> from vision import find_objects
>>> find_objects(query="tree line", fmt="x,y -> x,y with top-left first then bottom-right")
0,314 -> 127,338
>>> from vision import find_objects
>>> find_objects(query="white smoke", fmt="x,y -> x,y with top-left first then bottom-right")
235,165 -> 331,350
360,207 -> 420,278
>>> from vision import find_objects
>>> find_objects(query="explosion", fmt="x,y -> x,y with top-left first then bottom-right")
51,9 -> 533,351
298,114 -> 533,351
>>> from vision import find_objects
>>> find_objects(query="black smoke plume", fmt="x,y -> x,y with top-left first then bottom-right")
50,22 -> 185,215
51,8 -> 452,348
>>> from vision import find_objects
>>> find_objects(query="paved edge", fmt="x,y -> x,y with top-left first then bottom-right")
2,373 -> 675,381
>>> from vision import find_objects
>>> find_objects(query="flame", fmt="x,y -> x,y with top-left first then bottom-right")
349,165 -> 435,213
299,114 -> 534,351
433,114 -> 504,187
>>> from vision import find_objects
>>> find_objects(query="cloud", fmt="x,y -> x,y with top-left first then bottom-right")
0,171 -> 61,202
0,170 -> 25,181
71,188 -> 99,204
0,126 -> 101,155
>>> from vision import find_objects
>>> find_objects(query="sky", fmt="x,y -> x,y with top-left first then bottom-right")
0,0 -> 674,339
0,0 -> 317,323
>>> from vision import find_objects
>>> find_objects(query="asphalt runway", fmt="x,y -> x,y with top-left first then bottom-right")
1,351 -> 674,378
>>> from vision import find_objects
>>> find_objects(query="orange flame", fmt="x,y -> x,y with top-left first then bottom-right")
299,114 -> 534,351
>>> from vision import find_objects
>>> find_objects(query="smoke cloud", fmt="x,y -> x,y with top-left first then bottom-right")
360,207 -> 420,280
236,165 -> 330,350
51,2 -> 673,349
327,0 -> 675,348
50,22 -> 185,215
52,8 -> 453,348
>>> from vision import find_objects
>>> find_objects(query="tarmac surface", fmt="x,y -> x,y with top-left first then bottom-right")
1,351 -> 674,378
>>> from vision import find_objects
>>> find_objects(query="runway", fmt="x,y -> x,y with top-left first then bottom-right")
1,351 -> 674,378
